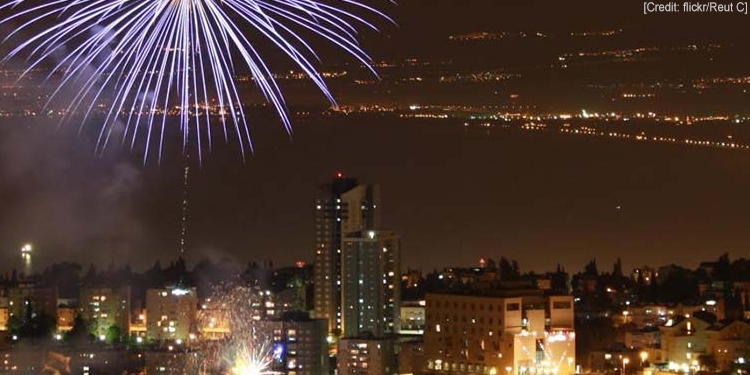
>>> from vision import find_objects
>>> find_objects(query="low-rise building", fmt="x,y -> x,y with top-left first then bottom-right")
617,305 -> 669,328
79,285 -> 131,339
424,290 -> 575,375
146,287 -> 197,343
399,300 -> 426,336
144,350 -> 197,375
624,327 -> 661,350
588,348 -> 641,373
7,284 -> 58,320
129,308 -> 147,342
659,316 -> 711,371
706,320 -> 750,371
258,312 -> 330,375
197,297 -> 231,340
338,337 -> 396,375
0,307 -> 8,332
57,306 -> 78,332
398,339 -> 424,375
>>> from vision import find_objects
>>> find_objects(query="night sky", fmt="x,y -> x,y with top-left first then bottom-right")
1,1 -> 750,274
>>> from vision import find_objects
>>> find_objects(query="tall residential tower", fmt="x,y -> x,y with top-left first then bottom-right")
313,173 -> 380,334
341,231 -> 401,338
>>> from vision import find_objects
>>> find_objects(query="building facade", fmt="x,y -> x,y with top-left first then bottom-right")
341,231 -> 401,338
338,337 -> 396,375
313,174 -> 380,334
258,313 -> 330,375
145,287 -> 197,342
424,292 -> 575,375
0,307 -> 7,332
399,300 -> 426,336
658,316 -> 711,372
706,320 -> 750,371
56,306 -> 77,333
7,284 -> 58,321
79,285 -> 131,339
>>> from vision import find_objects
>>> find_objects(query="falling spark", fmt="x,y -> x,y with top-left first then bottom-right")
180,152 -> 190,254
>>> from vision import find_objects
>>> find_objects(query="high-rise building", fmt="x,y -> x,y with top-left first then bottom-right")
313,173 -> 380,334
146,287 -> 198,343
341,231 -> 401,338
79,285 -> 131,340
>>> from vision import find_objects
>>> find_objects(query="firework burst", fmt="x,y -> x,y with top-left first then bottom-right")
189,284 -> 274,375
229,340 -> 273,375
0,0 -> 390,162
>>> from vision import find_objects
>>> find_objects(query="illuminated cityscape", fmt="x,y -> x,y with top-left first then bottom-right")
1,1 -> 750,375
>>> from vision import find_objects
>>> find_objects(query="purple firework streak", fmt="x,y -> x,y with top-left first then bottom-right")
0,0 -> 391,162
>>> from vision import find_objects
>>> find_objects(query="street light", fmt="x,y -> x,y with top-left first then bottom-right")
623,357 -> 630,375
640,351 -> 649,366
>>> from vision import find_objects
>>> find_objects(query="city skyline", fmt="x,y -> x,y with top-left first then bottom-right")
0,223 -> 748,375
2,2 -> 750,375
0,2 -> 749,274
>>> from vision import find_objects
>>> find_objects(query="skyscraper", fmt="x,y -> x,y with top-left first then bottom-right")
313,173 -> 380,334
341,231 -> 401,338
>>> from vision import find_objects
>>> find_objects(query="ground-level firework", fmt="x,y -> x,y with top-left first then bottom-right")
190,285 -> 273,375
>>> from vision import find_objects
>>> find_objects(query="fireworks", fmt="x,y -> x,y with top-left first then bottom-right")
229,341 -> 273,375
0,0 -> 390,162
189,284 -> 273,375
